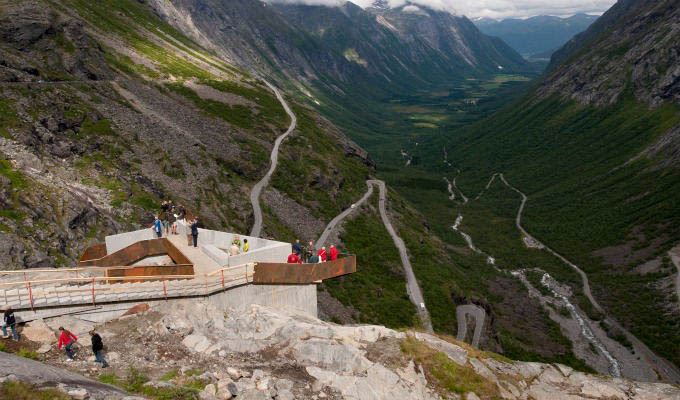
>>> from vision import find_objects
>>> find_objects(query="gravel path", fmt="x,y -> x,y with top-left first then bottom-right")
498,173 -> 680,384
249,80 -> 296,238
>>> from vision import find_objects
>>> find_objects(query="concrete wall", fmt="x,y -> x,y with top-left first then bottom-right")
207,283 -> 317,317
176,224 -> 291,267
105,229 -> 155,254
13,283 -> 318,324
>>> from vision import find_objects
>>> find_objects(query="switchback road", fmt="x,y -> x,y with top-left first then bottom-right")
249,80 -> 297,238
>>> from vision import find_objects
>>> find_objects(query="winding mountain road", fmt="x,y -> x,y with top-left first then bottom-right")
315,179 -> 433,332
456,304 -> 485,347
249,80 -> 297,238
669,245 -> 680,311
371,179 -> 433,332
316,182 -> 375,250
497,173 -> 680,384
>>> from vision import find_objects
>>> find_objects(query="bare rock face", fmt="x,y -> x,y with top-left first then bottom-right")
538,1 -> 680,107
160,301 -> 680,400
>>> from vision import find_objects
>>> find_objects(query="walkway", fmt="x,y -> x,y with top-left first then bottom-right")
249,80 -> 297,237
166,233 -> 220,275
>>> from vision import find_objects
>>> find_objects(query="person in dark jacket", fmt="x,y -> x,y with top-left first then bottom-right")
190,218 -> 199,247
90,330 -> 108,368
293,239 -> 302,256
1,305 -> 18,341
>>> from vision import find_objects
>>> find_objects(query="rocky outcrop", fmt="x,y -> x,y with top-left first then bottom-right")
0,351 -> 134,399
163,302 -> 680,400
5,301 -> 680,399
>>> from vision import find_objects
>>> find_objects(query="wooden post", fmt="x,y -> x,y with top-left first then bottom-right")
27,281 -> 34,311
91,278 -> 96,306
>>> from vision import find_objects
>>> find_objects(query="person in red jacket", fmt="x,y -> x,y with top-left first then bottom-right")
329,244 -> 338,261
317,246 -> 327,262
57,326 -> 78,361
287,252 -> 301,264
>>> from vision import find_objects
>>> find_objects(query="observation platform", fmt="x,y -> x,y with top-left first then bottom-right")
0,224 -> 356,322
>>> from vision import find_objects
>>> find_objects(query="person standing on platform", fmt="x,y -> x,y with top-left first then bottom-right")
318,246 -> 327,262
151,216 -> 162,238
190,218 -> 199,247
287,252 -> 301,264
329,244 -> 339,261
293,239 -> 302,257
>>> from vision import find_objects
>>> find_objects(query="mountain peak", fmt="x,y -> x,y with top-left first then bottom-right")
370,0 -> 390,10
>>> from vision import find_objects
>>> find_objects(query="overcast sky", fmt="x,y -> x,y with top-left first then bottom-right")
267,0 -> 617,19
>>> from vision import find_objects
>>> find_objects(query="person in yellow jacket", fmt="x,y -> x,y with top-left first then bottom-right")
243,238 -> 249,253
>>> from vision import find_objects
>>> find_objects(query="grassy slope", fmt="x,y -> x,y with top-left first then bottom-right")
62,0 -> 372,223
322,192 -> 418,328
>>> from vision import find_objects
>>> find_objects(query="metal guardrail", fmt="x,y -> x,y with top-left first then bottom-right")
0,263 -> 255,311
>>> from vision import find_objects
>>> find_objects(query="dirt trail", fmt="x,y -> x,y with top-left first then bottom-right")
249,80 -> 296,238
497,173 -> 680,384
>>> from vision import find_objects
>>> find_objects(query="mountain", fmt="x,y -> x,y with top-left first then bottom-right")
437,0 -> 680,375
146,0 -> 534,101
474,14 -> 598,59
0,0 -> 462,348
0,0 -> 372,268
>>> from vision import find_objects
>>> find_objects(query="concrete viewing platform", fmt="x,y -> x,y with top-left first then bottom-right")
0,224 -> 356,322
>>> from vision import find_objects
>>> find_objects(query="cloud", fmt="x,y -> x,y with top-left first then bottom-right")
265,0 -> 617,19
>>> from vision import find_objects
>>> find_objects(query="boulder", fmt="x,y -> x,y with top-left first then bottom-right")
226,367 -> 242,380
36,343 -> 52,354
21,319 -> 55,344
216,389 -> 233,400
204,383 -> 217,396
182,334 -> 211,353
143,381 -> 176,389
67,388 -> 88,400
